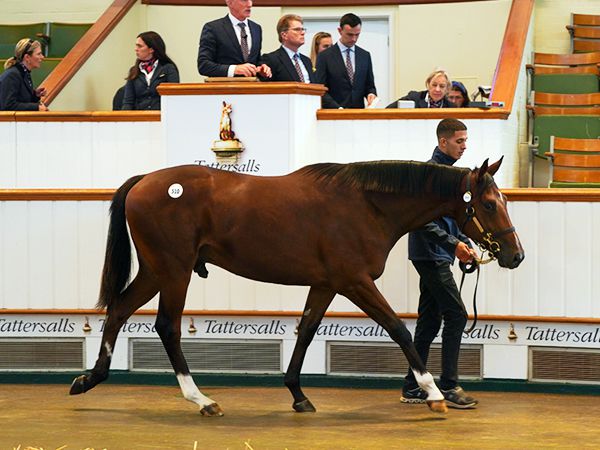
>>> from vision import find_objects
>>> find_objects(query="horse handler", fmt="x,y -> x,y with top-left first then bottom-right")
401,118 -> 479,409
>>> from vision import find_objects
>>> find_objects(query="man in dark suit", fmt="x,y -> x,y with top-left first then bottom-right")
261,14 -> 313,83
197,0 -> 271,78
315,13 -> 377,109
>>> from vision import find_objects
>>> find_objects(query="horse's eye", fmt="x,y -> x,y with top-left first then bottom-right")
484,201 -> 495,211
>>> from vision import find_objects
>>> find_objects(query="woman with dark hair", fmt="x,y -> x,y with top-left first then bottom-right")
122,31 -> 179,110
448,81 -> 470,107
310,32 -> 332,70
0,38 -> 48,111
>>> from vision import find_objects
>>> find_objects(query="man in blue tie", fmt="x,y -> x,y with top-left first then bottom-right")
197,0 -> 271,78
261,15 -> 314,83
315,13 -> 377,109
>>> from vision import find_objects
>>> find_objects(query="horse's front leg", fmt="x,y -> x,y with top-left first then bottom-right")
70,267 -> 159,395
154,275 -> 223,417
284,287 -> 335,412
342,278 -> 447,413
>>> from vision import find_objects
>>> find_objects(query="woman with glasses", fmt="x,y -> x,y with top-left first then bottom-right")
0,38 -> 48,111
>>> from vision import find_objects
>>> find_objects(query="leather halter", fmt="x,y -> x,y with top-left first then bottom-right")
461,172 -> 515,261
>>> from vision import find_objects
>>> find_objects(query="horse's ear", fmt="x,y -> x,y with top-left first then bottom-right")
222,100 -> 226,107
477,158 -> 490,182
487,156 -> 504,177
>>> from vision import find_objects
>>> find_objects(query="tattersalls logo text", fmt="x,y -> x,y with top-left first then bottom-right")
195,159 -> 261,173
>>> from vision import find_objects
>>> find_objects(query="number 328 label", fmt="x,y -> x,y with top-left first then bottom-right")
168,183 -> 183,198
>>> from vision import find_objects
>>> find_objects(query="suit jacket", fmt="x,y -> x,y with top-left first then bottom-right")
0,64 -> 40,111
315,44 -> 376,109
122,62 -> 179,110
197,16 -> 262,77
260,46 -> 314,83
386,90 -> 456,109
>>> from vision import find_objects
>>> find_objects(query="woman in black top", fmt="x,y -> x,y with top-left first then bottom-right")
122,31 -> 179,110
387,69 -> 455,109
0,38 -> 48,111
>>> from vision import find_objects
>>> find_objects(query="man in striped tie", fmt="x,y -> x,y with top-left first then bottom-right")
260,14 -> 314,83
315,13 -> 378,109
197,0 -> 271,78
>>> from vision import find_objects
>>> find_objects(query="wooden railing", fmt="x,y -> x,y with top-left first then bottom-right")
142,0 -> 490,5
40,0 -> 138,105
2,187 -> 600,202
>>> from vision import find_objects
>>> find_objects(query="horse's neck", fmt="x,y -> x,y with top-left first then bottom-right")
369,192 -> 455,239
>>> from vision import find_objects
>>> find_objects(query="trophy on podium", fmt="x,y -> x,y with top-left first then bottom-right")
211,101 -> 244,163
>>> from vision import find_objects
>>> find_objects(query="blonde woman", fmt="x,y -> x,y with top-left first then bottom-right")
310,31 -> 332,70
0,38 -> 48,111
387,69 -> 455,109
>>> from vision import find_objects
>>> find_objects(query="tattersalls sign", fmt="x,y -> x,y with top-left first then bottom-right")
2,315 -> 600,348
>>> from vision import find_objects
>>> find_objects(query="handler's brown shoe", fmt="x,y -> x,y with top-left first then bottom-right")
441,386 -> 478,409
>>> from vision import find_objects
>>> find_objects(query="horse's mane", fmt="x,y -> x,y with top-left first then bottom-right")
298,161 -> 470,198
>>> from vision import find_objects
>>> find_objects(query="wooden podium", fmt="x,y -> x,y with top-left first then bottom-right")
158,82 -> 326,176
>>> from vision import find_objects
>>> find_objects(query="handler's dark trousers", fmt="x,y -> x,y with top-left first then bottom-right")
404,260 -> 468,391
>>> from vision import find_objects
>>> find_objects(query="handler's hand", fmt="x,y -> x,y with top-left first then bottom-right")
455,242 -> 476,263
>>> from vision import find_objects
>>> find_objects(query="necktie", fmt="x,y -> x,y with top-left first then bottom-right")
293,54 -> 305,82
238,23 -> 249,62
345,48 -> 354,84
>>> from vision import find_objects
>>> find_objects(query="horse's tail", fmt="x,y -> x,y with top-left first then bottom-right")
97,174 -> 145,309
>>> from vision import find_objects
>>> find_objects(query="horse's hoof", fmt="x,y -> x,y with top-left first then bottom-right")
69,375 -> 87,395
427,400 -> 448,414
293,399 -> 316,413
200,403 -> 224,417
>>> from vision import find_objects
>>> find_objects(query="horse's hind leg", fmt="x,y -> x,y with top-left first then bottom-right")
342,278 -> 447,413
154,274 -> 223,417
70,265 -> 159,395
284,287 -> 335,413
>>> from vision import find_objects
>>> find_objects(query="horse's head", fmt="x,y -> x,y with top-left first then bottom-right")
455,157 -> 524,269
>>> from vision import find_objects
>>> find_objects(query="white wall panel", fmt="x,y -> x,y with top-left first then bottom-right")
2,203 -> 29,307
0,121 -> 17,187
77,201 -> 109,308
564,202 -> 593,317
593,204 -> 600,317
53,202 -> 80,309
537,202 -> 565,316
28,202 -> 53,308
4,121 -> 164,189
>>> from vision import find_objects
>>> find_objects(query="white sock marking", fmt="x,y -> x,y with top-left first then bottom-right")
176,373 -> 216,408
412,369 -> 443,401
104,342 -> 113,359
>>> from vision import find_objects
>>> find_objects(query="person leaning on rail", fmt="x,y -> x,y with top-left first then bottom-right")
0,38 -> 48,111
386,69 -> 456,109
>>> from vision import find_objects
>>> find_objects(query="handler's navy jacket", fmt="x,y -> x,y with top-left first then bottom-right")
408,147 -> 471,264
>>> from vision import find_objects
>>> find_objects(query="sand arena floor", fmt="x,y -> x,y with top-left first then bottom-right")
1,384 -> 599,449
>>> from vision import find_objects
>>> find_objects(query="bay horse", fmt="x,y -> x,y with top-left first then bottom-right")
70,158 -> 524,415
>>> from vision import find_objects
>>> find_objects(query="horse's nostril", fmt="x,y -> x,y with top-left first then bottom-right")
513,252 -> 524,265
